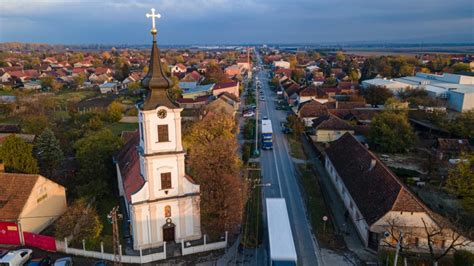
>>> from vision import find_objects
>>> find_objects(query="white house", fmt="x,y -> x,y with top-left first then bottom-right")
273,60 -> 291,69
324,133 -> 473,252
116,30 -> 201,250
99,82 -> 119,94
171,64 -> 187,74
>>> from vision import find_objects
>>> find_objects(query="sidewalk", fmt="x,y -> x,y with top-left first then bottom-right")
300,135 -> 378,263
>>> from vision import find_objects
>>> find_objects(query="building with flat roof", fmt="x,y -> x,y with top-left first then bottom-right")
362,73 -> 474,112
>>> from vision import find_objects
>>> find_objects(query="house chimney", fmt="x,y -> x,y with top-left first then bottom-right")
369,159 -> 376,171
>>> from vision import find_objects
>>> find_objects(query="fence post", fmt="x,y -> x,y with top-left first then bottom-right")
139,248 -> 142,264
119,244 -> 122,262
204,234 -> 207,250
100,242 -> 104,260
164,241 -> 167,259
82,239 -> 86,257
225,231 -> 228,245
181,239 -> 184,255
64,237 -> 68,253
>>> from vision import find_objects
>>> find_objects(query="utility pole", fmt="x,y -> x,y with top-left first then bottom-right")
108,206 -> 123,266
254,76 -> 259,157
393,231 -> 403,266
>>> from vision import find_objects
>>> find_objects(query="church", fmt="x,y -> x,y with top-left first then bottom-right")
115,10 -> 202,250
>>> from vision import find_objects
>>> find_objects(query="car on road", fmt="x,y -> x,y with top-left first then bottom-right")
243,111 -> 255,118
27,256 -> 52,266
260,97 -> 265,101
54,257 -> 73,266
263,116 -> 268,120
0,249 -> 33,266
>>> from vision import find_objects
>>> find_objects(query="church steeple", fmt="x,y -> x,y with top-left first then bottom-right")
141,9 -> 176,110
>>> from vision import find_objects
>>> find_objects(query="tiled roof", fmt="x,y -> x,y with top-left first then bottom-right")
325,133 -> 426,225
313,115 -> 353,130
115,131 -> 144,203
437,138 -> 471,152
214,81 -> 238,90
176,95 -> 209,104
298,100 -> 328,118
299,86 -> 318,97
218,92 -> 240,103
0,173 -> 40,220
329,109 -> 382,123
0,124 -> 20,133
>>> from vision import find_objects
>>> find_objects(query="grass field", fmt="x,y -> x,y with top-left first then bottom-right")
241,168 -> 263,248
288,135 -> 307,160
106,122 -> 138,136
296,163 -> 345,249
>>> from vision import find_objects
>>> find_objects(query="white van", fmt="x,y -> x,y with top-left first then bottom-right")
0,249 -> 33,266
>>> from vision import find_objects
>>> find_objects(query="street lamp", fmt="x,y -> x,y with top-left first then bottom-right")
253,76 -> 260,157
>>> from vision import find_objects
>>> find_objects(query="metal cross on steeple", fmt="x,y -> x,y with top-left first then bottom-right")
146,8 -> 161,33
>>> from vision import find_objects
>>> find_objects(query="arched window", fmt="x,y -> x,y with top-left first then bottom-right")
165,205 -> 171,217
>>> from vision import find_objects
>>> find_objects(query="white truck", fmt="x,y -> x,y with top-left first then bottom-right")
261,119 -> 273,150
266,198 -> 297,266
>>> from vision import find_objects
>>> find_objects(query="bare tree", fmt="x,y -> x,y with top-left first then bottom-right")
421,218 -> 472,266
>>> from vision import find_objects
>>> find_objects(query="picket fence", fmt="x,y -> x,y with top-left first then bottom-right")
56,232 -> 227,263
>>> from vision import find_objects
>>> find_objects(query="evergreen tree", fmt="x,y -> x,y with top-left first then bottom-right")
0,135 -> 39,174
33,128 -> 64,177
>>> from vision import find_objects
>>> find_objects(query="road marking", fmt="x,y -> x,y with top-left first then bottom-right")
259,70 -> 283,198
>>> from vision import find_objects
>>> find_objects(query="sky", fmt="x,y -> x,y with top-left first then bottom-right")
0,0 -> 473,45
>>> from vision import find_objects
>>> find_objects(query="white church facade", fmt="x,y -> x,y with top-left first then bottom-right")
115,12 -> 201,250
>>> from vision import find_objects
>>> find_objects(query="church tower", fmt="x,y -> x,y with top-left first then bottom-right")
117,9 -> 201,250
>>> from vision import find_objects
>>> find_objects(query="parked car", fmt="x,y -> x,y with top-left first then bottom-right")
94,260 -> 108,266
263,116 -> 268,120
243,111 -> 255,118
53,257 -> 73,266
0,249 -> 33,266
0,249 -> 8,258
282,127 -> 293,134
27,256 -> 52,266
260,97 -> 265,101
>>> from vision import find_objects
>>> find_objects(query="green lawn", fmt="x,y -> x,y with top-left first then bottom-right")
0,90 -> 14,96
53,110 -> 71,121
241,168 -> 263,248
91,194 -> 125,253
297,163 -> 344,249
287,135 -> 307,160
106,122 -> 138,136
53,90 -> 97,104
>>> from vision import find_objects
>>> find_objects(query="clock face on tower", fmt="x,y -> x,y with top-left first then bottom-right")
157,109 -> 167,119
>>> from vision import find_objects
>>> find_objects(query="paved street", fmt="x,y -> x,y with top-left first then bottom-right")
254,51 -> 323,266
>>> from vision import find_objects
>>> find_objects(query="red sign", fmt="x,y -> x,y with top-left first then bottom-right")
0,222 -> 21,246
23,232 -> 56,252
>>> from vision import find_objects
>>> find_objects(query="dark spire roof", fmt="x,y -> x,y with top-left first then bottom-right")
140,30 -> 177,110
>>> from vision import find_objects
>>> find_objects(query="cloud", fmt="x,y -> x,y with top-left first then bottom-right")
0,0 -> 472,44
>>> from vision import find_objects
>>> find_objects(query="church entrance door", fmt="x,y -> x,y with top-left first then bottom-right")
163,219 -> 175,242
